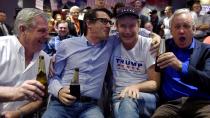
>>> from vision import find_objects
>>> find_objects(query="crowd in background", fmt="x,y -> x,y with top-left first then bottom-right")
1,0 -> 210,118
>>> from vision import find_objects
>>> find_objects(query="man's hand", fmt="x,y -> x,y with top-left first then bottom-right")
1,110 -> 21,118
156,52 -> 182,71
119,85 -> 139,99
58,87 -> 76,105
14,80 -> 45,101
150,33 -> 161,56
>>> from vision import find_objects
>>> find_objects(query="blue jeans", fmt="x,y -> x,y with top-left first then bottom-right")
113,92 -> 158,118
42,97 -> 104,118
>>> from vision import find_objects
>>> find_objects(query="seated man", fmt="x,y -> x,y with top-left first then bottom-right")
43,8 -> 161,118
111,7 -> 160,118
152,8 -> 210,118
0,8 -> 50,117
44,20 -> 73,55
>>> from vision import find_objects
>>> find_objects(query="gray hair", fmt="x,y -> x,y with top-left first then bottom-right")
70,6 -> 80,13
14,8 -> 48,36
169,8 -> 195,29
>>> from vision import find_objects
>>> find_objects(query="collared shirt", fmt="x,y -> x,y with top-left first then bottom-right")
0,35 -> 50,112
162,38 -> 209,101
44,35 -> 73,55
48,35 -> 119,99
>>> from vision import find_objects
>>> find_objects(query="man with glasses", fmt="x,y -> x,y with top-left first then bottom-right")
111,7 -> 160,118
42,8 -> 116,118
43,8 -> 160,118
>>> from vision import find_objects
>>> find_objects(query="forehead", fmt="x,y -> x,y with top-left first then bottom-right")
171,13 -> 192,26
117,16 -> 138,23
96,11 -> 110,19
165,7 -> 171,11
0,12 -> 6,16
193,3 -> 201,7
32,16 -> 48,27
58,22 -> 68,27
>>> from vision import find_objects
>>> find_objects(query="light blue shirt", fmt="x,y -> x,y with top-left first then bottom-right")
44,35 -> 73,55
48,35 -> 119,99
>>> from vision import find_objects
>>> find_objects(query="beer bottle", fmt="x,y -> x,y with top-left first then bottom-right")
37,56 -> 48,98
155,39 -> 166,72
70,68 -> 80,99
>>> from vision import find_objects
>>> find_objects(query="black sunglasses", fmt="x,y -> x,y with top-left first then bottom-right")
92,18 -> 113,25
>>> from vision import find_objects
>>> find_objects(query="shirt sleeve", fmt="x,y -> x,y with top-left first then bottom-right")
48,41 -> 67,98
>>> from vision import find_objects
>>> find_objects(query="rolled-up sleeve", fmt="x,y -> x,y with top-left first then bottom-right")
48,41 -> 67,98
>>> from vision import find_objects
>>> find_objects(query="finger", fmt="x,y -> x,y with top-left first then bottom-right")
132,91 -> 138,99
119,90 -> 126,98
63,93 -> 76,100
127,90 -> 133,98
136,92 -> 140,99
158,58 -> 173,69
25,80 -> 45,90
61,97 -> 73,105
22,83 -> 44,97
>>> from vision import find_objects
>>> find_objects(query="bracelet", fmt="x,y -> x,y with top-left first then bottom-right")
16,108 -> 24,118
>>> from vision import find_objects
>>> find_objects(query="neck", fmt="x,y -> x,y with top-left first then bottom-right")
18,36 -> 34,67
71,17 -> 78,22
86,34 -> 101,45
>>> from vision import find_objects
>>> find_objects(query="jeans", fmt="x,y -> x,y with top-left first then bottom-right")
42,97 -> 104,118
113,92 -> 157,118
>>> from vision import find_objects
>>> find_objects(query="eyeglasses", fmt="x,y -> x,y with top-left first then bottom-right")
92,18 -> 113,25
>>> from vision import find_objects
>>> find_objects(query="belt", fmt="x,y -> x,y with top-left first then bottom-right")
51,96 -> 97,104
79,96 -> 97,103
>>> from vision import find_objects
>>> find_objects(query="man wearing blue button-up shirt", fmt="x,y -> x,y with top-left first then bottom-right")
42,7 -> 161,118
44,20 -> 73,55
42,8 -> 117,118
152,8 -> 210,118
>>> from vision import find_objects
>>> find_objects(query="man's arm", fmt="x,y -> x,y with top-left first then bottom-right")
2,100 -> 42,118
119,65 -> 160,99
183,47 -> 210,91
48,40 -> 76,105
0,80 -> 45,102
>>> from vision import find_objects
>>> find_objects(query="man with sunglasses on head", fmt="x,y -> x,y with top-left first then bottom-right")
43,8 -> 160,118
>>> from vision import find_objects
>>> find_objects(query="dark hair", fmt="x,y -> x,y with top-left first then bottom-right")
191,0 -> 201,10
0,10 -> 6,14
112,2 -> 125,17
83,8 -> 112,36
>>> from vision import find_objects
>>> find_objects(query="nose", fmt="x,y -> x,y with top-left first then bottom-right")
105,22 -> 112,28
179,28 -> 185,34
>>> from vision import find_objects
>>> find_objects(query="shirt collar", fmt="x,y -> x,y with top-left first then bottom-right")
170,38 -> 195,50
82,35 -> 107,47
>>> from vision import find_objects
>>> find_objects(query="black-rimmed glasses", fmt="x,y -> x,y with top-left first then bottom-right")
92,18 -> 113,25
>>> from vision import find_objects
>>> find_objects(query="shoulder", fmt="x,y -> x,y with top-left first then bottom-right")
59,36 -> 86,49
0,35 -> 16,47
139,35 -> 152,45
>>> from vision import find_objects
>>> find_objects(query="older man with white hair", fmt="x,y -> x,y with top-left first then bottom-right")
152,8 -> 210,118
0,8 -> 50,118
68,6 -> 84,36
